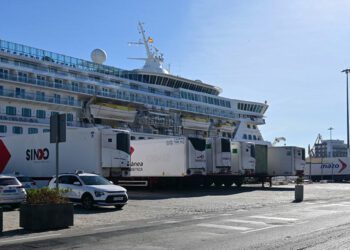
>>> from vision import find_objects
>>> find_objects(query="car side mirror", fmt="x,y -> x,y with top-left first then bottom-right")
73,181 -> 81,186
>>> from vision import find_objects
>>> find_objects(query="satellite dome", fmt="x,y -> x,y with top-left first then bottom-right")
91,49 -> 107,64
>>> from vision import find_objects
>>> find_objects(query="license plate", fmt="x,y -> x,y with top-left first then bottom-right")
113,197 -> 123,201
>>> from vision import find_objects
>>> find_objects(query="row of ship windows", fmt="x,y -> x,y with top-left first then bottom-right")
0,85 -> 76,106
0,65 -> 228,110
237,102 -> 263,113
0,68 -> 237,118
247,124 -> 257,129
242,134 -> 261,141
0,64 -> 235,114
2,106 -> 74,121
0,125 -> 49,134
180,91 -> 231,108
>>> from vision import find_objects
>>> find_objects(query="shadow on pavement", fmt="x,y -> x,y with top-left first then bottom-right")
128,185 -> 295,200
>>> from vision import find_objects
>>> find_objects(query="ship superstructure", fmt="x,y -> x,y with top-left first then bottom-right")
0,23 -> 268,142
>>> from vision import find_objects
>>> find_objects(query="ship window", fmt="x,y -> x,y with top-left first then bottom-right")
6,106 -> 16,116
0,86 -> 3,96
67,113 -> 73,122
253,135 -> 257,140
28,128 -> 38,134
12,126 -> 23,134
243,134 -> 247,139
36,110 -> 46,119
43,129 -> 50,133
68,96 -> 75,105
247,124 -> 251,129
36,91 -> 45,101
54,94 -> 60,104
22,108 -> 31,117
248,135 -> 252,140
131,136 -> 136,140
15,88 -> 25,98
51,111 -> 59,117
0,125 -> 7,133
253,125 -> 257,129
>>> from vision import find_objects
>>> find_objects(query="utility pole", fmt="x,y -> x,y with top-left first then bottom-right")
341,69 -> 350,156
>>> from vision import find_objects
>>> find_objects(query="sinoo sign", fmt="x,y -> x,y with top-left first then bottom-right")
26,148 -> 49,161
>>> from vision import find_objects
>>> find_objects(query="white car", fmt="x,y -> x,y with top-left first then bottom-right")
48,172 -> 128,210
0,175 -> 26,209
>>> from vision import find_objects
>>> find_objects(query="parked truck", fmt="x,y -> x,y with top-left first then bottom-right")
0,127 -> 131,185
304,157 -> 350,182
118,136 -> 206,187
205,138 -> 256,187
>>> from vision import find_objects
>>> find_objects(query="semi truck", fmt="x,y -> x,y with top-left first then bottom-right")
0,127 -> 131,185
304,157 -> 350,182
118,136 -> 206,187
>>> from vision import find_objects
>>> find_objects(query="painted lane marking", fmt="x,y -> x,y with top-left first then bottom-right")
249,215 -> 298,222
242,225 -> 280,234
0,233 -> 61,244
95,225 -> 123,231
321,203 -> 350,207
197,223 -> 252,231
225,219 -> 268,226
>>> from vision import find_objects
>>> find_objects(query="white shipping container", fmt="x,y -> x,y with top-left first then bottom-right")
130,137 -> 206,177
267,146 -> 305,176
0,127 -> 130,179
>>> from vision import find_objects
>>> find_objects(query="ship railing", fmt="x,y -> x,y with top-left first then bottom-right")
0,71 -> 242,120
0,86 -> 81,107
0,113 -> 80,127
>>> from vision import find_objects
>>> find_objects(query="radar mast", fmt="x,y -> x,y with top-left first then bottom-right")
128,22 -> 169,74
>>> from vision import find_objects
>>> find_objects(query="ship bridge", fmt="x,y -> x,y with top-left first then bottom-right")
121,70 -> 221,96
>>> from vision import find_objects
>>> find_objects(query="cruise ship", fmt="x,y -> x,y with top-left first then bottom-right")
0,23 -> 268,142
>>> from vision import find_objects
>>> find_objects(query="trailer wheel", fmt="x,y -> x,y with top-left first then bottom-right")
223,180 -> 234,188
234,179 -> 243,187
214,180 -> 223,187
82,193 -> 94,210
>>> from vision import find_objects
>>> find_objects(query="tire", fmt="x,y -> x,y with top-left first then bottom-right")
81,193 -> 94,210
214,180 -> 223,187
234,179 -> 243,187
223,180 -> 234,188
114,205 -> 125,210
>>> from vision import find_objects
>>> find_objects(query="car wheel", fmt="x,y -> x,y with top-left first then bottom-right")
114,205 -> 124,210
82,193 -> 94,210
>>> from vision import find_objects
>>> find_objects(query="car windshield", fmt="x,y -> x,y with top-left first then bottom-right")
79,176 -> 111,185
0,178 -> 21,186
17,176 -> 33,182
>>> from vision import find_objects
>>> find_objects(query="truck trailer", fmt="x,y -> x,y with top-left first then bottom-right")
0,127 -> 131,184
118,136 -> 206,187
267,146 -> 305,176
304,157 -> 350,182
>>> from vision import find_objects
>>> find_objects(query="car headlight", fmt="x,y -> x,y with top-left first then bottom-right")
94,191 -> 105,197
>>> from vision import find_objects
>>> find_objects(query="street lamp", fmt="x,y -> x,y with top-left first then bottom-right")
342,69 -> 350,156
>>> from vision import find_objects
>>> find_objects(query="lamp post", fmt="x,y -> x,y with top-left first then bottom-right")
342,69 -> 350,156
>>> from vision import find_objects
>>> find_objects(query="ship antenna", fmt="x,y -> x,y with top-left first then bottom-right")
138,22 -> 152,59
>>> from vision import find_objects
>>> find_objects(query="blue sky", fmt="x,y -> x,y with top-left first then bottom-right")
1,0 -> 350,150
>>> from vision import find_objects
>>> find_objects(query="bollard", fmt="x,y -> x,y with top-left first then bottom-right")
295,185 -> 304,202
